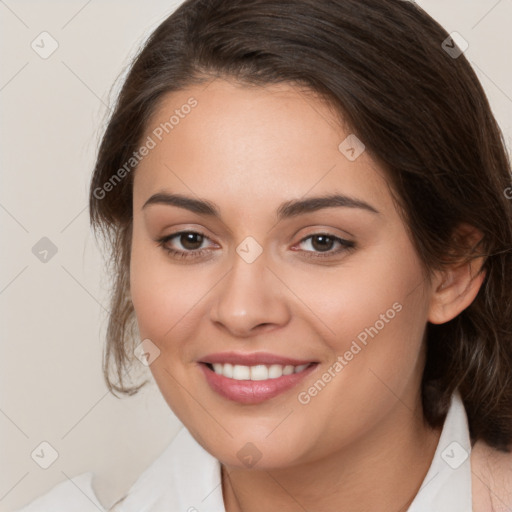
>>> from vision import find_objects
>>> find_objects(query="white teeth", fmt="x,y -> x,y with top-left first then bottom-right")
209,362 -> 311,380
268,364 -> 283,378
250,365 -> 268,380
283,365 -> 295,375
223,363 -> 233,378
232,365 -> 250,380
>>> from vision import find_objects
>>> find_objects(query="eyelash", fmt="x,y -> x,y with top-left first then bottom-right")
156,231 -> 355,261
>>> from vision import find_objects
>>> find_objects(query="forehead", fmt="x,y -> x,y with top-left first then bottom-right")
133,78 -> 393,218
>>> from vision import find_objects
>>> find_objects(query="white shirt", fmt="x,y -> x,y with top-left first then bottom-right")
15,390 -> 473,511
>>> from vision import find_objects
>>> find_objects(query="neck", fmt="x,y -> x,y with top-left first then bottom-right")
221,400 -> 442,512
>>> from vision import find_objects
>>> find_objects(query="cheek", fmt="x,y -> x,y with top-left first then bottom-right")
130,227 -> 183,342
285,237 -> 429,448
129,232 -> 207,415
129,227 -> 221,361
287,233 -> 427,353
288,231 -> 429,416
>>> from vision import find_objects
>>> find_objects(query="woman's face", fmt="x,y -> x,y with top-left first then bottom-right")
130,78 -> 434,468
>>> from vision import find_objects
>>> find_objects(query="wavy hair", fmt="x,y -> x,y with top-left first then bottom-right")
89,0 -> 512,452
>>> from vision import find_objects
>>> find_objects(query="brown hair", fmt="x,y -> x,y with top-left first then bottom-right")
89,0 -> 512,452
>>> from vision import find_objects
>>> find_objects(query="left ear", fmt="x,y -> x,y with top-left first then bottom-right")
428,223 -> 487,325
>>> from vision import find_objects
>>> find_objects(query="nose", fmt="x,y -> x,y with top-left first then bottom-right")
209,249 -> 291,338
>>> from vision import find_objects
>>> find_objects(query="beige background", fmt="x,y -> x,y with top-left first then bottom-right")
1,1 -> 511,510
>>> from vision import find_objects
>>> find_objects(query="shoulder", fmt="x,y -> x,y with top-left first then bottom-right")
471,440 -> 512,512
13,472 -> 106,512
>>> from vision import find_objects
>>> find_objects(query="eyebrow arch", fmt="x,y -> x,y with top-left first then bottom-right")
142,192 -> 380,219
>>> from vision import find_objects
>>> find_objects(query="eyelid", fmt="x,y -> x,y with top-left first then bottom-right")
291,232 -> 355,258
160,230 -> 218,250
293,223 -> 356,240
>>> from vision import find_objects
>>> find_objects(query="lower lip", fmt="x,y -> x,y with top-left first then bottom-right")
199,363 -> 318,404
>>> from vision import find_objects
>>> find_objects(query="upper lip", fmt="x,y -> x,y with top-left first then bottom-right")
199,352 -> 318,366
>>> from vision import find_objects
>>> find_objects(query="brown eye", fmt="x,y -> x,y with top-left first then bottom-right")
156,230 -> 214,261
179,232 -> 205,250
296,233 -> 355,259
310,234 -> 336,252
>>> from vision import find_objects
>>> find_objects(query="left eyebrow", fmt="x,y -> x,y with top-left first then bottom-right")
276,194 -> 380,218
142,192 -> 380,219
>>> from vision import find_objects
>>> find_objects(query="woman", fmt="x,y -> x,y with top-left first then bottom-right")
18,0 -> 512,510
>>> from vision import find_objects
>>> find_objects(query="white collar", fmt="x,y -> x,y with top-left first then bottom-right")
407,389 -> 473,511
117,390 -> 472,512
116,424 -> 224,511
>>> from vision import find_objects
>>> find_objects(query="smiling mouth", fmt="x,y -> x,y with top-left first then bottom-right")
199,361 -> 319,404
203,362 -> 315,380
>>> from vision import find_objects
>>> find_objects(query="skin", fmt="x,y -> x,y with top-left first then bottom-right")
129,77 -> 491,511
